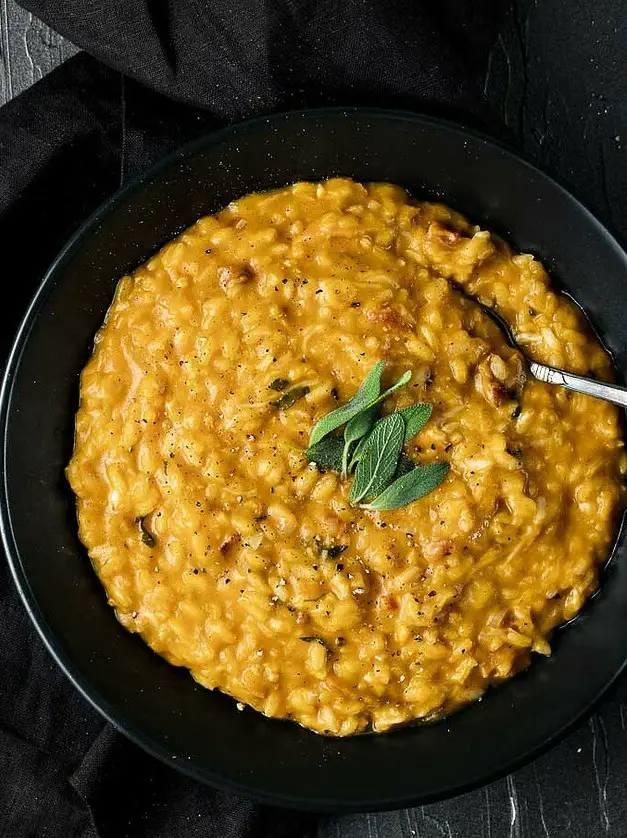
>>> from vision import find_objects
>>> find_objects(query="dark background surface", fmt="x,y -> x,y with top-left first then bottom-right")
1,1 -> 627,836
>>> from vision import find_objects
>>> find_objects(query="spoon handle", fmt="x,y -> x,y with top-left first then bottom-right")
529,362 -> 627,408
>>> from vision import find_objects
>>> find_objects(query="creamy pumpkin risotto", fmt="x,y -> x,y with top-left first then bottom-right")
67,179 -> 625,736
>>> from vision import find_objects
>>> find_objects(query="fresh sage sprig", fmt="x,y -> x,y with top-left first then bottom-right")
394,451 -> 416,478
347,403 -> 431,472
363,462 -> 450,510
305,434 -> 344,472
398,403 -> 433,442
338,370 -> 411,475
309,363 -> 411,447
342,405 -> 377,475
309,361 -> 385,446
305,361 -> 449,510
349,413 -> 405,504
347,432 -> 370,473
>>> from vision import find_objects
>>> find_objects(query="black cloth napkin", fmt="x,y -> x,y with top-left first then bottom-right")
0,2 -> 505,836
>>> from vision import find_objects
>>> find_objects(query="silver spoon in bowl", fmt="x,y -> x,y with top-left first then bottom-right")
469,295 -> 627,409
526,360 -> 627,408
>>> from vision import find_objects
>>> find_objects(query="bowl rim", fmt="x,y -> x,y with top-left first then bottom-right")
2,105 -> 627,812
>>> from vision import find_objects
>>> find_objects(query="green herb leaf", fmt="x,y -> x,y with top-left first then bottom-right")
349,413 -> 405,504
271,385 -> 310,410
309,361 -> 385,446
365,370 -> 413,415
306,434 -> 344,471
342,405 -> 377,475
394,451 -> 416,478
314,541 -> 348,559
348,431 -> 372,472
364,462 -> 450,511
325,545 -> 348,559
399,403 -> 433,443
381,369 -> 412,394
309,363 -> 412,448
136,515 -> 156,547
346,384 -> 422,473
268,377 -> 290,391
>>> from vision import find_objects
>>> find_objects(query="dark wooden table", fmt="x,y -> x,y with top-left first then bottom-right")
2,2 -> 627,835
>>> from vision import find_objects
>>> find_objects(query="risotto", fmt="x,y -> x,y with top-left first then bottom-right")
67,179 -> 625,736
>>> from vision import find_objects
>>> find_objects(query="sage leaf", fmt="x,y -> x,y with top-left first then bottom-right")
364,462 -> 449,511
349,413 -> 405,504
306,435 -> 344,471
346,378 -> 420,472
310,364 -> 412,447
342,405 -> 377,475
268,378 -> 290,391
309,361 -> 384,446
271,385 -> 310,409
313,539 -> 348,559
369,370 -> 412,409
394,451 -> 416,478
399,403 -> 433,443
348,431 -> 372,472
334,368 -> 413,471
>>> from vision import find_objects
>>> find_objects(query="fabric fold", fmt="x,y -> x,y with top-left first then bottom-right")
19,0 -> 506,118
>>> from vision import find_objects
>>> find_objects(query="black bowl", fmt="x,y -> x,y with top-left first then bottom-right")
2,108 -> 627,812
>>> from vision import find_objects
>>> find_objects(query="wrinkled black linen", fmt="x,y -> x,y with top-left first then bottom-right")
0,2 -> 505,836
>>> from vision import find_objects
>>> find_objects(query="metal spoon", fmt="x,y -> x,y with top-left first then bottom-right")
471,296 -> 627,410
